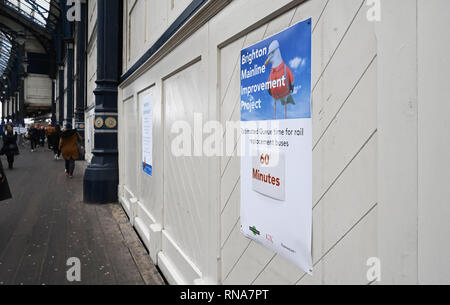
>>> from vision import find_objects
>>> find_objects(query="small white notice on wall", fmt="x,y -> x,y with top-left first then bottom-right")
142,93 -> 153,176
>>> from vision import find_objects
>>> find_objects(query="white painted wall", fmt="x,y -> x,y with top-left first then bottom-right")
85,0 -> 98,162
87,0 -> 97,41
123,0 -> 193,72
376,0 -> 418,285
220,0 -> 377,285
84,108 -> 95,162
417,0 -> 450,284
117,0 -> 450,285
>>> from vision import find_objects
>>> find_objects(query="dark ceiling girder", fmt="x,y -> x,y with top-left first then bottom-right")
0,0 -> 59,34
0,6 -> 51,39
0,0 -> 61,57
0,0 -> 61,108
0,13 -> 51,55
0,1 -> 63,123
25,1 -> 52,26
0,4 -> 60,81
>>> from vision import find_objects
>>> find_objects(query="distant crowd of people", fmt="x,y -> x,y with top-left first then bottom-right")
0,122 -> 83,179
27,123 -> 62,158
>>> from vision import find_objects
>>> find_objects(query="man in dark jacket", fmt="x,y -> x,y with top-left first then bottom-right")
1,124 -> 20,169
29,125 -> 39,152
52,125 -> 62,160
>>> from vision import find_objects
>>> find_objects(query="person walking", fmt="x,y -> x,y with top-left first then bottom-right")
1,124 -> 20,170
59,123 -> 82,178
46,124 -> 56,150
52,125 -> 62,160
29,125 -> 39,152
39,125 -> 46,147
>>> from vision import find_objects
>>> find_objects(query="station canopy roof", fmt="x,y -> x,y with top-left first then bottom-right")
4,0 -> 56,29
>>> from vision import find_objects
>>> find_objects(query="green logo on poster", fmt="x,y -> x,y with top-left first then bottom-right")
250,226 -> 260,236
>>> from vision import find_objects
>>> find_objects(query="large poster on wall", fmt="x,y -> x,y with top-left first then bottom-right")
142,93 -> 153,176
240,19 -> 313,273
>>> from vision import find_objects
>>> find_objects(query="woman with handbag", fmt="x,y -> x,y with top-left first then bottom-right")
59,123 -> 82,178
1,124 -> 20,170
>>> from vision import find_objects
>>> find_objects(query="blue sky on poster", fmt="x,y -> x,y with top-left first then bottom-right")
240,19 -> 311,121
